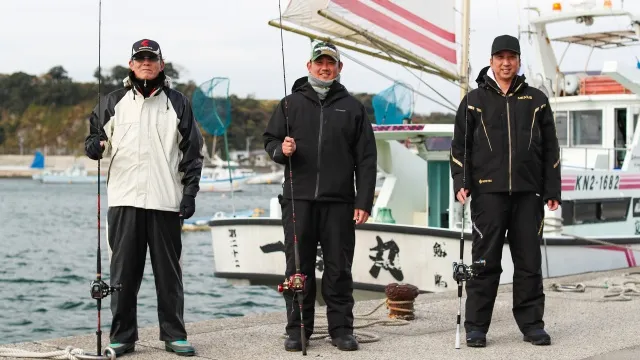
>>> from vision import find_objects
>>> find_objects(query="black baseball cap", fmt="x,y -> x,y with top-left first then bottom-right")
491,35 -> 520,55
131,39 -> 162,59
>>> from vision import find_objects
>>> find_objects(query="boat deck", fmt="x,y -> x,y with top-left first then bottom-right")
2,268 -> 640,360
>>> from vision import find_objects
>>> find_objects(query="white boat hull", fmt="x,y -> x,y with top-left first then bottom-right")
199,178 -> 246,192
40,175 -> 105,184
209,219 -> 640,293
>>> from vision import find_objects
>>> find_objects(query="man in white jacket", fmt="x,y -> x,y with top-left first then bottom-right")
84,38 -> 204,357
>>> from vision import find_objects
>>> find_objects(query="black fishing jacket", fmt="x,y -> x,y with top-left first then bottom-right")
263,76 -> 378,214
450,66 -> 561,203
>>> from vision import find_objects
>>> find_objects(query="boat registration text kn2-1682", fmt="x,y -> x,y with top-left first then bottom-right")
574,174 -> 620,191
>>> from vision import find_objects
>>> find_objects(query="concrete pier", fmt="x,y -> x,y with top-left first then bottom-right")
2,268 -> 640,359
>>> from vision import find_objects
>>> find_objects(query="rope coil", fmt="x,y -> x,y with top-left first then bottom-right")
550,273 -> 640,301
0,346 -> 115,360
283,297 -> 413,344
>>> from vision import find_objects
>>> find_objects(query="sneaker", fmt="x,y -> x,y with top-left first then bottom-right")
107,342 -> 135,356
165,340 -> 195,356
523,328 -> 551,346
466,331 -> 487,347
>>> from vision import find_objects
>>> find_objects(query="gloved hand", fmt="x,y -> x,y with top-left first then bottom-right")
86,139 -> 105,160
179,195 -> 195,219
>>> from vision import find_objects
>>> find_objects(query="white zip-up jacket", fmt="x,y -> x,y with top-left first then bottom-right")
85,75 -> 204,212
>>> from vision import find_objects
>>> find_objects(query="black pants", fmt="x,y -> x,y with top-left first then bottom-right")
464,192 -> 545,334
107,206 -> 187,343
280,198 -> 355,340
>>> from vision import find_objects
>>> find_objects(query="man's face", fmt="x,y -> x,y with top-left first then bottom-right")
307,55 -> 343,81
129,52 -> 164,80
490,50 -> 520,83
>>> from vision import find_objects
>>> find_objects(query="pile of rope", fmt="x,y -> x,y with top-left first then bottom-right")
0,346 -> 115,360
286,283 -> 419,344
550,272 -> 640,301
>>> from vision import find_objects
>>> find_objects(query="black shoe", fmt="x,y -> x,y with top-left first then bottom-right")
523,329 -> 551,346
466,331 -> 487,347
331,334 -> 359,351
284,336 -> 308,352
107,342 -> 135,356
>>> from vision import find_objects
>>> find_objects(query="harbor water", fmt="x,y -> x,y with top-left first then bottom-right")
0,178 -> 284,345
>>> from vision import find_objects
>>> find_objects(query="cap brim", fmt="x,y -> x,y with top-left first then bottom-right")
492,48 -> 520,55
132,50 -> 160,59
311,50 -> 339,62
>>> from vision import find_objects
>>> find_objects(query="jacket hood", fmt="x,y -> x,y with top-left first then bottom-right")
290,75 -> 349,104
123,71 -> 172,89
475,65 -> 527,94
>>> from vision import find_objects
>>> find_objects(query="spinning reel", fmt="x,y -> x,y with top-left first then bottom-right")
453,259 -> 486,282
90,280 -> 122,300
277,273 -> 307,293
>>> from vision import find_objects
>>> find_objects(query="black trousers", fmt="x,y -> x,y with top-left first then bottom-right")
107,206 -> 187,343
464,192 -> 545,334
280,197 -> 355,340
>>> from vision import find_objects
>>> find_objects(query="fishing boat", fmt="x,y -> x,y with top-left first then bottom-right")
199,167 -> 249,192
208,0 -> 640,296
38,162 -> 105,184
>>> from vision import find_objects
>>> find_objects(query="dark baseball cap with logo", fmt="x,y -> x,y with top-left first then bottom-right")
131,39 -> 162,60
310,41 -> 340,62
491,35 -> 520,56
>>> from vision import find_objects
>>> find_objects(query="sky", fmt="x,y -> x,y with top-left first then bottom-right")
1,0 -> 639,115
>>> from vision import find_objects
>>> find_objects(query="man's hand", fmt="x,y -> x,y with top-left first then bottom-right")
547,199 -> 559,211
456,188 -> 469,204
86,139 -> 106,160
354,209 -> 369,225
282,136 -> 296,157
180,195 -> 196,219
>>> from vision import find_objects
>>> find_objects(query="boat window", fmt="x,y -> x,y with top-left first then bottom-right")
425,137 -> 452,151
565,197 -> 631,225
599,198 -> 630,221
554,111 -> 568,146
573,201 -> 599,224
570,110 -> 602,145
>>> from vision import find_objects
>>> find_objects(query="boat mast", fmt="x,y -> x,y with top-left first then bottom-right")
459,0 -> 471,101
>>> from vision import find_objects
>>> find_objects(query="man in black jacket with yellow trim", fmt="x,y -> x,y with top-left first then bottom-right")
263,41 -> 377,352
450,34 -> 561,348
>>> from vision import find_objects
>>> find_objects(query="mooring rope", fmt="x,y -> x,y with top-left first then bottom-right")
281,297 -> 413,344
550,272 -> 640,301
0,346 -> 115,360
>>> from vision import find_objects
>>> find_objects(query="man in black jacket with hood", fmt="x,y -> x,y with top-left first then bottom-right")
450,35 -> 561,348
263,41 -> 377,352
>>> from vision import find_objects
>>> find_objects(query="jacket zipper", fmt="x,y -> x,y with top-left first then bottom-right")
506,96 -> 512,194
505,83 -> 522,194
314,102 -> 324,198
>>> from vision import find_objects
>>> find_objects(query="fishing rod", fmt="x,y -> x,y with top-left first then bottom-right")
275,0 -> 307,356
452,7 -> 485,349
88,0 -> 121,357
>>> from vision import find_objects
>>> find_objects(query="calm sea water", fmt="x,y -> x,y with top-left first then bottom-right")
0,178 -> 285,345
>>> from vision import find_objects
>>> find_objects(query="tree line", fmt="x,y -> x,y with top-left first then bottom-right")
0,65 -> 454,156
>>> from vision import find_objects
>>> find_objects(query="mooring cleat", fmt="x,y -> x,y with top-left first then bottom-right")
165,340 -> 195,356
108,342 -> 135,356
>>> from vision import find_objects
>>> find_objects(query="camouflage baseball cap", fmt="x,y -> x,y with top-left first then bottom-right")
310,41 -> 340,62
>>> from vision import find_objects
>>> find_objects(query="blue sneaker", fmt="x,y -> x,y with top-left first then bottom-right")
165,339 -> 195,356
107,342 -> 135,356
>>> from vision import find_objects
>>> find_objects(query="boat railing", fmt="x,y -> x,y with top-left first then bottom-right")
560,146 -> 628,170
